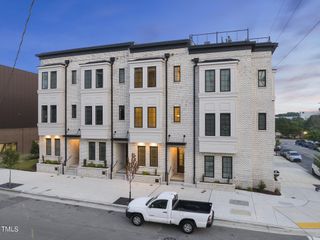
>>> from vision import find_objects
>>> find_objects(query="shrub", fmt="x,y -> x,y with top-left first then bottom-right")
44,160 -> 60,165
257,180 -> 266,192
142,171 -> 150,175
247,187 -> 253,191
85,162 -> 105,168
30,141 -> 39,158
213,180 -> 220,183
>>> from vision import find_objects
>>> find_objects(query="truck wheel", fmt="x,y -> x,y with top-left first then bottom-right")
131,213 -> 144,226
181,220 -> 195,234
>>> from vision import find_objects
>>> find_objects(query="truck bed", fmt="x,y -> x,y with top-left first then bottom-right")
172,200 -> 212,214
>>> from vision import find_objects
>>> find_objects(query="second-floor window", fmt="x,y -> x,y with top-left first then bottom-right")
258,70 -> 266,87
50,105 -> 57,123
95,106 -> 103,125
72,70 -> 77,84
119,68 -> 125,83
96,69 -> 103,88
42,72 -> 48,89
205,113 -> 215,136
220,69 -> 231,92
84,70 -> 92,89
148,107 -> 156,128
50,71 -> 57,89
119,105 -> 125,120
89,142 -> 95,160
134,68 -> 143,88
258,113 -> 267,130
148,66 -> 156,87
85,106 -> 92,125
205,70 -> 215,92
72,105 -> 77,119
220,113 -> 231,136
41,105 -> 48,123
174,66 -> 181,82
174,106 -> 181,123
134,107 -> 143,128
54,139 -> 60,156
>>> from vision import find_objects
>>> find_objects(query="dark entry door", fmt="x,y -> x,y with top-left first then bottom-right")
177,147 -> 184,173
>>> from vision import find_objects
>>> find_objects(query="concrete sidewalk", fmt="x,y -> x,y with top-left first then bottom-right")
0,157 -> 319,238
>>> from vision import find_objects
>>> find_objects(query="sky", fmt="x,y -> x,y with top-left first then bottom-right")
0,0 -> 319,114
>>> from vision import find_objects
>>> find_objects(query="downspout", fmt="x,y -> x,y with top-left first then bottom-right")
110,57 -> 115,179
164,53 -> 170,185
192,58 -> 199,184
63,59 -> 70,174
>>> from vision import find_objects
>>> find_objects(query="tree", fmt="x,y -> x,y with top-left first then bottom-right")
2,149 -> 19,188
30,141 -> 39,158
126,153 -> 139,201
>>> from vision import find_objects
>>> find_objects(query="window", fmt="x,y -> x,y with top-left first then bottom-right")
138,146 -> 146,166
258,70 -> 266,87
84,70 -> 92,89
205,70 -> 215,92
174,66 -> 181,82
173,106 -> 181,123
95,106 -> 103,125
42,72 -> 48,89
119,68 -> 125,83
148,66 -> 156,87
149,200 -> 168,209
54,139 -> 60,156
72,70 -> 77,84
89,142 -> 95,160
204,156 -> 214,178
150,146 -> 158,167
119,105 -> 125,120
46,138 -> 51,155
72,105 -> 77,119
99,142 -> 106,161
134,107 -> 143,128
205,113 -> 215,136
134,68 -> 143,88
85,106 -> 92,125
220,113 -> 231,136
220,69 -> 231,92
50,105 -> 57,123
96,69 -> 103,88
41,105 -> 48,123
222,156 -> 233,179
148,107 -> 156,128
50,71 -> 57,89
258,113 -> 267,130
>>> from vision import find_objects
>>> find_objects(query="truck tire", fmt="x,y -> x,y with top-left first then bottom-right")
131,213 -> 144,226
180,220 -> 195,234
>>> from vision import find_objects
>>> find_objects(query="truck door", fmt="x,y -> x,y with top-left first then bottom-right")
147,199 -> 169,224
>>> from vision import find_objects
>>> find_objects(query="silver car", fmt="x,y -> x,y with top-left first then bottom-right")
286,151 -> 302,162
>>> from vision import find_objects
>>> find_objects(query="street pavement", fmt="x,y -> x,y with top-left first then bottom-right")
0,193 -> 308,240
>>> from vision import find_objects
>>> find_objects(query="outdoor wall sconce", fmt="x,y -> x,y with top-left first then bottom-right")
183,135 -> 186,142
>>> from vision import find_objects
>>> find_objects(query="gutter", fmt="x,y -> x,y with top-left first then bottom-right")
63,60 -> 70,174
164,53 -> 170,185
110,57 -> 115,179
192,58 -> 199,184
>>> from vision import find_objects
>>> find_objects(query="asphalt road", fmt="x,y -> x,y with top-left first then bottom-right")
280,139 -> 318,174
0,193 -> 307,240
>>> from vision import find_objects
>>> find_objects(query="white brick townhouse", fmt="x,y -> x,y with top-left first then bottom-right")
36,31 -> 278,189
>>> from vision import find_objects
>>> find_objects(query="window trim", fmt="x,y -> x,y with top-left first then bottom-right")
119,68 -> 125,84
147,107 -> 157,128
205,69 -> 215,92
204,156 -> 214,178
95,105 -> 103,125
173,65 -> 181,82
147,66 -> 156,87
173,106 -> 181,123
150,146 -> 158,167
220,68 -> 231,92
222,156 -> 233,179
205,113 -> 215,136
258,70 -> 267,87
134,67 -> 143,88
220,113 -> 231,136
138,146 -> 146,166
134,107 -> 143,128
258,113 -> 267,130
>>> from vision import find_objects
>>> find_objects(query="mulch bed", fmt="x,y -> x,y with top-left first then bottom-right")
0,183 -> 23,189
113,197 -> 133,206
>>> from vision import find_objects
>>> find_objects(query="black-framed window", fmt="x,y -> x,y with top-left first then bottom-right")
220,69 -> 231,92
96,69 -> 103,88
50,71 -> 57,89
72,105 -> 77,119
50,105 -> 57,123
222,156 -> 233,179
173,106 -> 181,123
148,107 -> 156,128
258,70 -> 266,87
174,65 -> 181,82
148,66 -> 156,87
45,138 -> 51,155
149,200 -> 168,209
54,139 -> 60,156
71,70 -> 77,84
220,113 -> 231,136
41,105 -> 48,123
99,142 -> 106,161
85,106 -> 92,125
205,113 -> 215,136
134,67 -> 143,88
119,68 -> 125,83
119,105 -> 125,120
134,107 -> 143,128
258,113 -> 267,130
138,146 -> 146,166
150,146 -> 158,167
84,70 -> 92,89
205,70 -> 215,92
95,106 -> 103,125
89,142 -> 95,160
42,72 -> 48,89
204,156 -> 214,178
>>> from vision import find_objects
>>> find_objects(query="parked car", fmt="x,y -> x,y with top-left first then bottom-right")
280,148 -> 290,158
286,151 -> 302,162
295,140 -> 305,146
312,160 -> 320,177
126,192 -> 214,234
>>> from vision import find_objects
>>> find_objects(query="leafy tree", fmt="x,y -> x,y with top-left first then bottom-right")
306,129 -> 320,141
276,117 -> 304,138
305,115 -> 320,130
126,153 -> 138,201
30,141 -> 39,157
2,149 -> 20,188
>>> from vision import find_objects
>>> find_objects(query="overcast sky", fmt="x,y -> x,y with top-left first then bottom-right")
0,0 -> 319,114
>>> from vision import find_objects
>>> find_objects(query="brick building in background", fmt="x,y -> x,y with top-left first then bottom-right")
0,65 -> 38,154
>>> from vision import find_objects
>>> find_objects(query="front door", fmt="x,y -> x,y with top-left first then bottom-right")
177,147 -> 184,173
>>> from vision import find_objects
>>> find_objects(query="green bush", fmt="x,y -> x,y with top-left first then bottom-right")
85,162 -> 105,168
142,171 -> 150,175
257,180 -> 266,192
30,141 -> 39,158
44,160 -> 60,165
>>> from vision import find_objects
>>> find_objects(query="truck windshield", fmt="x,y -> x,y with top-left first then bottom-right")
172,194 -> 178,207
145,197 -> 156,206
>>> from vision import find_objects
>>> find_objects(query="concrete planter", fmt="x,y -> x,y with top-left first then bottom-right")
37,163 -> 61,174
77,167 -> 109,179
134,174 -> 162,184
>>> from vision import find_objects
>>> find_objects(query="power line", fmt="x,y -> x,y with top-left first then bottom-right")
276,18 -> 320,67
268,0 -> 286,36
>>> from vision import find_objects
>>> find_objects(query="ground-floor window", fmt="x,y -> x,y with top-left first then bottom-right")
222,156 -> 233,179
0,143 -> 17,153
99,142 -> 106,161
138,146 -> 146,166
204,156 -> 214,178
150,146 -> 158,167
89,142 -> 95,160
54,139 -> 60,156
45,138 -> 51,155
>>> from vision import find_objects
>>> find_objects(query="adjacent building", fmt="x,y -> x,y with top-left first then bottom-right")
36,31 -> 278,189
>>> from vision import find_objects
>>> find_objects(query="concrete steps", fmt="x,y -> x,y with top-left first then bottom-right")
65,166 -> 77,176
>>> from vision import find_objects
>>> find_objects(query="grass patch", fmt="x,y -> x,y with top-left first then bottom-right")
0,156 -> 38,172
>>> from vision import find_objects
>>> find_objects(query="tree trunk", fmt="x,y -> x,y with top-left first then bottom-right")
129,180 -> 132,201
9,169 -> 12,188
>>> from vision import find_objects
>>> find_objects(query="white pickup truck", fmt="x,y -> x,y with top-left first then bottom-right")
126,192 -> 214,234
